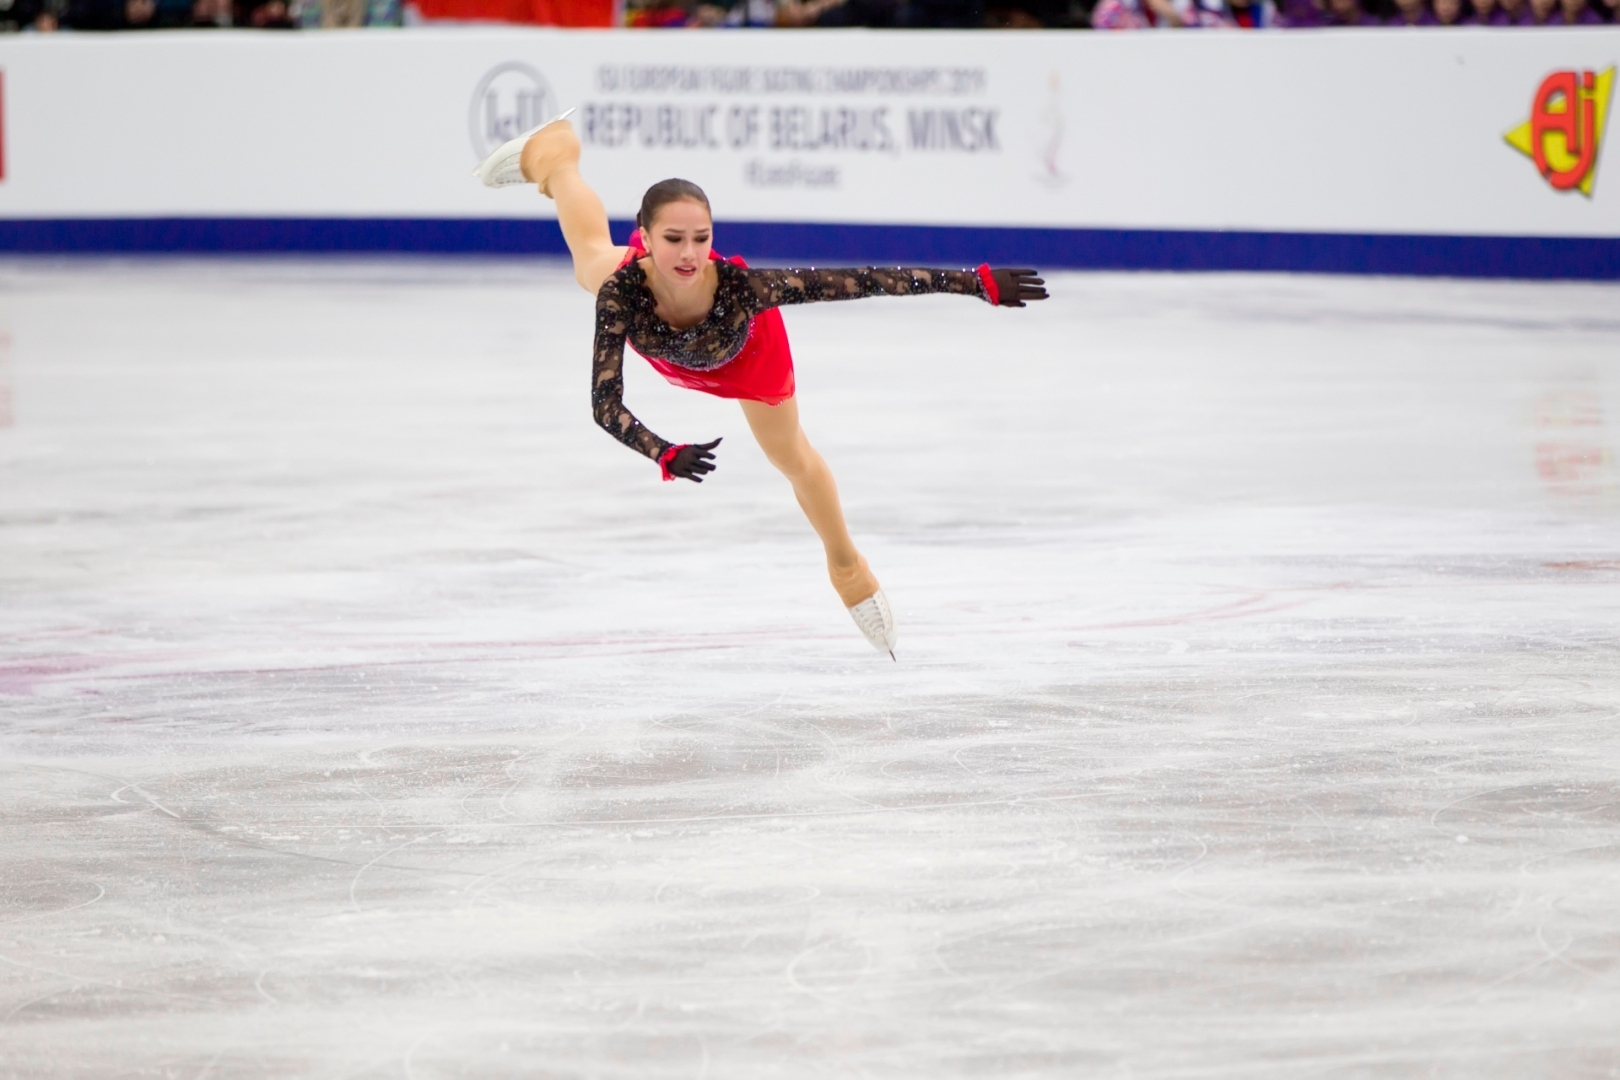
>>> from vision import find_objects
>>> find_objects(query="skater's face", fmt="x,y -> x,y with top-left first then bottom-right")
644,199 -> 713,289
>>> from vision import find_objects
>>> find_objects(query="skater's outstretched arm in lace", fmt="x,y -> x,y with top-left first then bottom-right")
591,271 -> 719,482
739,267 -> 984,310
589,275 -> 670,464
738,266 -> 1047,313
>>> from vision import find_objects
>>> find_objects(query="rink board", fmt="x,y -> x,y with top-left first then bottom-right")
0,28 -> 1618,275
1,218 -> 1617,278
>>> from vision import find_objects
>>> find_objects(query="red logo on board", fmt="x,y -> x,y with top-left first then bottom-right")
1504,68 -> 1614,197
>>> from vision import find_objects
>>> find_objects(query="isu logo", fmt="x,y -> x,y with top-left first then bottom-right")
469,63 -> 557,161
1504,68 -> 1614,197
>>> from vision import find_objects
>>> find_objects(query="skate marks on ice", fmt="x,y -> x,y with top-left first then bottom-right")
0,260 -> 1618,1078
3,655 -> 1618,1078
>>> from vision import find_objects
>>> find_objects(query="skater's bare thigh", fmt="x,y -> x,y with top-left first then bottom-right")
526,123 -> 629,295
571,242 -> 630,296
739,397 -> 813,476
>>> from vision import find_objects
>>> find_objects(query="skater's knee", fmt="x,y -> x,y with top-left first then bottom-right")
765,439 -> 821,482
520,123 -> 580,184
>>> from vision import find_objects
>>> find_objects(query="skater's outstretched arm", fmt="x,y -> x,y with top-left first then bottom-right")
733,266 -> 1048,315
592,271 -> 720,482
592,273 -> 672,462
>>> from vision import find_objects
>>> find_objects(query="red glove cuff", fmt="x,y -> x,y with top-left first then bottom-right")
976,264 -> 999,306
658,444 -> 683,482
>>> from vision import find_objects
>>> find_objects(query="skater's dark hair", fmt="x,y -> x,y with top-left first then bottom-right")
637,179 -> 711,231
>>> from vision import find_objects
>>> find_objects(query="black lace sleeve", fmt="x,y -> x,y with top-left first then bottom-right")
733,267 -> 990,316
592,271 -> 673,465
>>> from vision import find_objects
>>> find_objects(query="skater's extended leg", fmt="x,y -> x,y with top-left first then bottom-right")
740,396 -> 880,608
520,121 -> 628,295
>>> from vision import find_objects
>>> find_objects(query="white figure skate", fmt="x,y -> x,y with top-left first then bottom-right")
471,107 -> 576,189
848,590 -> 898,660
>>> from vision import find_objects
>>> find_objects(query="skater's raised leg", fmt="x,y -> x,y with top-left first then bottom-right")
739,396 -> 880,608
520,121 -> 628,295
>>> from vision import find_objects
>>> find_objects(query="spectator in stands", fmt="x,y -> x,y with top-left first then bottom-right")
774,0 -> 849,21
1464,0 -> 1506,22
1012,0 -> 1087,25
1277,0 -> 1325,26
61,0 -> 285,24
1386,0 -> 1435,22
687,0 -> 850,24
294,0 -> 399,22
983,3 -> 1045,23
812,0 -> 988,21
1091,0 -> 1231,26
984,0 -> 1082,25
0,0 -> 59,28
894,0 -> 981,24
1495,0 -> 1531,20
1090,0 -> 1162,26
239,0 -> 292,22
804,0 -> 893,22
63,0 -> 146,26
670,0 -> 919,23
1227,0 -> 1279,25
1553,0 -> 1605,21
1432,0 -> 1463,22
150,0 -> 194,21
1320,0 -> 1372,23
624,0 -> 688,22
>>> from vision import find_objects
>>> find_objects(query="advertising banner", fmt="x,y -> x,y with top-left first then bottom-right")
0,28 -> 1617,271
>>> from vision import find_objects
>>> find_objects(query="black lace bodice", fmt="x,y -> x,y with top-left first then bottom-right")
591,261 -> 990,465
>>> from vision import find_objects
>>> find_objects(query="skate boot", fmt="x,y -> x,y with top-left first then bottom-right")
471,107 -> 575,190
848,590 -> 898,660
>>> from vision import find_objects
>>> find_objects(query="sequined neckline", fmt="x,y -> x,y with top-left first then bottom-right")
625,259 -> 728,338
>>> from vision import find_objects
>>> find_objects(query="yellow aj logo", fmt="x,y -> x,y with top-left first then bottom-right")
1504,68 -> 1614,197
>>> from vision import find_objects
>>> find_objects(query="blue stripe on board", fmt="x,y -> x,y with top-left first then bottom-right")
1,218 -> 1616,279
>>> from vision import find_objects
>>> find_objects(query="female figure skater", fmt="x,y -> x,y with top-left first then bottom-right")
474,114 -> 1048,656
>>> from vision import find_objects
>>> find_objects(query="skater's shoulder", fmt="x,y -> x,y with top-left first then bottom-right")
598,259 -> 651,298
711,259 -> 752,287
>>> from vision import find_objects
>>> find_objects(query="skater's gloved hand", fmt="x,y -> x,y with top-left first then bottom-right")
990,268 -> 1048,307
667,438 -> 721,482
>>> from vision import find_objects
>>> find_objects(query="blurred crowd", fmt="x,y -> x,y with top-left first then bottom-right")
630,0 -> 1616,25
0,0 -> 1609,29
635,0 -> 1620,24
0,0 -> 400,28
1091,0 -> 1615,27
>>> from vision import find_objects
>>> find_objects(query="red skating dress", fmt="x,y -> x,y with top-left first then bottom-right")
615,232 -> 797,406
590,243 -> 996,478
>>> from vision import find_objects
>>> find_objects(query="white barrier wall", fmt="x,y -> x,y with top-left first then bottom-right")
0,28 -> 1616,238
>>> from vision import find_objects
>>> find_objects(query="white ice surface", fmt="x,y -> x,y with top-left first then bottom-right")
1,259 -> 1618,1078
